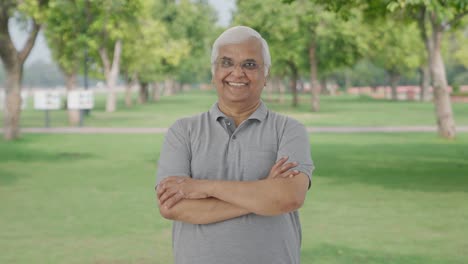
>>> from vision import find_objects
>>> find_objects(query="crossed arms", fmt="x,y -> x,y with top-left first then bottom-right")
156,157 -> 309,225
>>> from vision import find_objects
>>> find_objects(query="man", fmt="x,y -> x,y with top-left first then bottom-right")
156,26 -> 314,264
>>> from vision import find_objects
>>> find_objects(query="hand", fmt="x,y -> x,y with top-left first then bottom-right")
267,156 -> 300,179
157,176 -> 209,209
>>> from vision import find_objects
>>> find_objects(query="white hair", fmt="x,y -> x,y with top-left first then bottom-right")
211,26 -> 271,77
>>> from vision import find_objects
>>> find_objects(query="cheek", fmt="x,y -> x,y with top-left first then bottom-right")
255,75 -> 267,89
213,72 -> 228,84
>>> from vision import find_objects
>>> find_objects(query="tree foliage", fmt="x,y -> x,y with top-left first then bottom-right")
152,0 -> 219,84
236,0 -> 367,109
367,19 -> 422,77
44,0 -> 86,77
120,0 -> 190,85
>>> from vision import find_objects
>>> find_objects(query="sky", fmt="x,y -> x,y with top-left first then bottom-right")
9,0 -> 236,66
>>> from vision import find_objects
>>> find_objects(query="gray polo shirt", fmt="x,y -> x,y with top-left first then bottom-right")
156,101 -> 314,264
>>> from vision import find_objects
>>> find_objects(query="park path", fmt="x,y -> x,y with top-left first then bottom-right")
16,126 -> 468,134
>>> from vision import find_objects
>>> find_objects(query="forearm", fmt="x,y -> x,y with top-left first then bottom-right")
205,174 -> 309,216
159,197 -> 250,225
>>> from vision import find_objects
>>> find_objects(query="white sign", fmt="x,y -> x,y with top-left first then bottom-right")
34,90 -> 62,110
68,90 -> 94,109
1,90 -> 29,110
21,91 -> 28,109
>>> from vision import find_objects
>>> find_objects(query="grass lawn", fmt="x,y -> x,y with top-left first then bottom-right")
1,133 -> 467,263
7,89 -> 468,128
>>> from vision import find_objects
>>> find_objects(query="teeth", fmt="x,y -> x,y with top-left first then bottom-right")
227,82 -> 247,87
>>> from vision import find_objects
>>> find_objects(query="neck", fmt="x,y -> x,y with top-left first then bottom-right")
218,100 -> 261,126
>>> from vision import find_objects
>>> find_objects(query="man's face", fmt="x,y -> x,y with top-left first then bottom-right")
213,38 -> 267,107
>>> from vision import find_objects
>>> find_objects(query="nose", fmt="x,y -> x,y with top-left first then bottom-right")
230,63 -> 246,77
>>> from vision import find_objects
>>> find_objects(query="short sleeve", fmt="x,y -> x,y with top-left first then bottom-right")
277,119 -> 314,189
155,120 -> 192,187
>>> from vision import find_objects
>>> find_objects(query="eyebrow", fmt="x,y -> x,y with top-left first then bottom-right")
220,57 -> 258,62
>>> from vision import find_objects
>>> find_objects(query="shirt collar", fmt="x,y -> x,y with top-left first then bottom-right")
209,100 -> 268,122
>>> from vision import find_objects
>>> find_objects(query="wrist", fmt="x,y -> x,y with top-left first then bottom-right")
201,179 -> 217,198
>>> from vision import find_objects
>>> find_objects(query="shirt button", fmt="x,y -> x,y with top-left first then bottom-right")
226,122 -> 231,126
232,135 -> 237,140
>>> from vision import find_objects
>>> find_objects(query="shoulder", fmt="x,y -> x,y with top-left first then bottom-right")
169,111 -> 211,133
267,110 -> 305,132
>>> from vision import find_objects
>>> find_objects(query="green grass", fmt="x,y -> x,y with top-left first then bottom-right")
1,133 -> 467,263
6,89 -> 468,128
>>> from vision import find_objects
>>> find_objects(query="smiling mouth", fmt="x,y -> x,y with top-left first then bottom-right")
226,81 -> 248,87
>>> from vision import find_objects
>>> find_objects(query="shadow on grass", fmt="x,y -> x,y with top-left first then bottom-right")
0,138 -> 95,185
0,168 -> 20,186
313,140 -> 468,193
302,243 -> 460,264
0,143 -> 95,163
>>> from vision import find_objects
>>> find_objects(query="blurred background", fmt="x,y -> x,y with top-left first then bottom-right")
1,0 -> 467,263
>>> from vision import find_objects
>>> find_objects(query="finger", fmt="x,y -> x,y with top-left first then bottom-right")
279,162 -> 298,173
159,188 -> 178,205
164,192 -> 184,209
279,169 -> 300,178
273,156 -> 288,169
157,182 -> 173,199
288,170 -> 300,178
268,157 -> 290,177
157,184 -> 166,199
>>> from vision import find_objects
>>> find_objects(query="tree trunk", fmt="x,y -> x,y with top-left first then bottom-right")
99,39 -> 122,113
174,81 -> 181,94
417,8 -> 455,138
288,62 -> 298,107
124,81 -> 133,108
64,72 -> 80,126
273,77 -> 282,101
266,78 -> 274,102
164,78 -> 174,96
152,82 -> 160,102
419,64 -> 431,101
3,66 -> 22,139
279,78 -> 286,104
182,83 -> 191,92
124,73 -> 136,108
344,69 -> 351,91
389,71 -> 400,101
417,7 -> 433,103
139,82 -> 149,104
309,41 -> 320,112
430,26 -> 456,139
320,78 -> 327,95
0,15 -> 40,140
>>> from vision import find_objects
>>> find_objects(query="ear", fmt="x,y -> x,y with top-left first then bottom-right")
264,69 -> 270,86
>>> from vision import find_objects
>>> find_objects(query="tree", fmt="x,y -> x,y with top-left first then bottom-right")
236,0 -> 367,109
85,0 -> 142,112
303,4 -> 367,109
235,0 -> 310,107
167,0 -> 219,86
44,0 -> 87,125
384,0 -> 468,138
0,0 -> 49,140
120,0 -> 190,105
367,19 -> 422,100
299,0 -> 467,138
444,23 -> 468,90
149,0 -> 216,96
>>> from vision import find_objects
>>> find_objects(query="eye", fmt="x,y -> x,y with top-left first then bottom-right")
242,61 -> 258,70
220,59 -> 234,68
